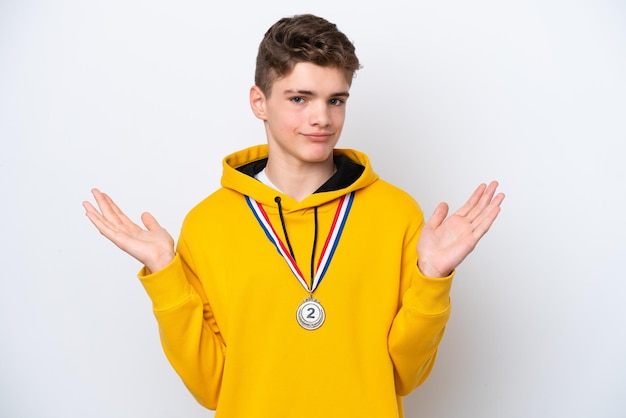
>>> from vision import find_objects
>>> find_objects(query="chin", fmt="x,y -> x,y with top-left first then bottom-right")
308,141 -> 337,157
301,148 -> 335,164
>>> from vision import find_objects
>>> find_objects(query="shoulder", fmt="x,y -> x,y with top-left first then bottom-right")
182,188 -> 245,228
358,178 -> 423,216
349,178 -> 425,236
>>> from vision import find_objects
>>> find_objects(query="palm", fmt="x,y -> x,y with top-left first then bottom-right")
417,182 -> 505,278
83,189 -> 175,273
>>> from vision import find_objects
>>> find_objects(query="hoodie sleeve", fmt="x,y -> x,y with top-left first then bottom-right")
138,236 -> 226,410
387,219 -> 454,396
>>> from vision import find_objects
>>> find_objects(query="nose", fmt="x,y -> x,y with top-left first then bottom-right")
308,101 -> 331,127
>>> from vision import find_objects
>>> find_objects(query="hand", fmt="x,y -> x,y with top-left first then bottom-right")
82,188 -> 175,273
416,181 -> 505,278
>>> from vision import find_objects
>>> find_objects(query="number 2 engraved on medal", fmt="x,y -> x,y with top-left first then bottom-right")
296,298 -> 325,330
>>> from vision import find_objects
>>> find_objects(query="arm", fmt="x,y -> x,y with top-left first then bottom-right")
138,240 -> 226,409
389,181 -> 504,395
83,189 -> 226,408
388,225 -> 453,396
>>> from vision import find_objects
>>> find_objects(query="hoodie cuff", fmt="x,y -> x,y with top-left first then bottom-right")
138,254 -> 194,311
403,268 -> 454,315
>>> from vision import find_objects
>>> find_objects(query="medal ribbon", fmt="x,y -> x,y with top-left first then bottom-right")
245,192 -> 355,293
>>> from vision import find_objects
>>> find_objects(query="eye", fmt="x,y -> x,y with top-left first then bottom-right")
329,98 -> 345,106
291,96 -> 305,104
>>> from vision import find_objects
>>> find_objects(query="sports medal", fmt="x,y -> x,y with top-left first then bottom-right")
246,192 -> 355,330
296,297 -> 326,330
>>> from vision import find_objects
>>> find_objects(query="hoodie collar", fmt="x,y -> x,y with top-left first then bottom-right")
221,144 -> 378,211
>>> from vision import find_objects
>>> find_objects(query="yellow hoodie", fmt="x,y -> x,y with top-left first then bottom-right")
139,145 -> 453,417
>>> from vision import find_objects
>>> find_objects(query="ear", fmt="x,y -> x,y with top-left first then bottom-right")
249,85 -> 267,120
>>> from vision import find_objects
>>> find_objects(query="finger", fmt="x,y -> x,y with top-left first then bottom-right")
466,181 -> 500,221
86,189 -> 142,237
101,192 -> 139,229
454,183 -> 487,217
82,200 -> 100,216
84,204 -> 119,238
426,202 -> 449,229
91,188 -> 122,223
83,199 -> 115,231
141,212 -> 163,232
471,204 -> 502,240
471,192 -> 505,238
94,190 -> 143,234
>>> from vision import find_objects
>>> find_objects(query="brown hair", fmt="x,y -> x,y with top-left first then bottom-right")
255,14 -> 361,96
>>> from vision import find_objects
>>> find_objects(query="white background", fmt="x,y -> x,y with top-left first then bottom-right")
1,1 -> 625,417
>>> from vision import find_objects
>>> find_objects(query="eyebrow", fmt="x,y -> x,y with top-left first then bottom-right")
283,89 -> 350,98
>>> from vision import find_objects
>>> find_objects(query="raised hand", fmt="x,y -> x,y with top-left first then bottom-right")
82,188 -> 175,273
416,181 -> 505,278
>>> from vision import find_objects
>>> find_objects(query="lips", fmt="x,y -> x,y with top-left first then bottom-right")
303,132 -> 334,141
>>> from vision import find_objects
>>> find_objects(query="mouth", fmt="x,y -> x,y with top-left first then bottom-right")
303,132 -> 334,142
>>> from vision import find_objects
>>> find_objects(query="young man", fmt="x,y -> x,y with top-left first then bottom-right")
83,14 -> 504,417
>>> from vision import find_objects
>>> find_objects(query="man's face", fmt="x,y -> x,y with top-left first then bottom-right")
251,62 -> 350,167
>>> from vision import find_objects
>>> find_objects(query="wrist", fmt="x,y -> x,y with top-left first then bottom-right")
145,250 -> 175,274
417,259 -> 450,279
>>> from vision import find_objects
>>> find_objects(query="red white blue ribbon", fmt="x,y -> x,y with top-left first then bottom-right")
245,192 -> 355,293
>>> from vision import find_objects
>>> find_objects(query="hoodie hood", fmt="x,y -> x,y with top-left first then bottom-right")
220,144 -> 379,211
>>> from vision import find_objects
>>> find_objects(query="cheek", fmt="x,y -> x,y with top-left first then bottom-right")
278,110 -> 305,131
269,102 -> 302,125
331,108 -> 346,125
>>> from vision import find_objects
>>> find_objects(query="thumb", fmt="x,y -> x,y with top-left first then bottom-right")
427,202 -> 449,229
141,212 -> 162,231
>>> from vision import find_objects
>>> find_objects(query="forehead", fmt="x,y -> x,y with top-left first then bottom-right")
271,62 -> 350,95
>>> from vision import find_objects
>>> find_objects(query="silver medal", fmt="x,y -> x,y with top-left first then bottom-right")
296,297 -> 325,330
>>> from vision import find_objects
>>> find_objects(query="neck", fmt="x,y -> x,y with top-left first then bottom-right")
265,157 -> 335,202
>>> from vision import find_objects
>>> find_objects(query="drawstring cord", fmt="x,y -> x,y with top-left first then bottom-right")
274,196 -> 319,286
274,197 -> 296,260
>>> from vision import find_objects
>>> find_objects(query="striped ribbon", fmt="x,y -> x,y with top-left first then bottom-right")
245,192 -> 355,293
